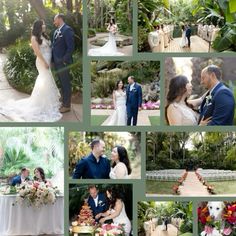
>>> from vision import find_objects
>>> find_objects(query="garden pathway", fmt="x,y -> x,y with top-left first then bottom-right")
0,53 -> 82,122
88,32 -> 133,56
179,171 -> 210,196
163,35 -> 214,52
152,224 -> 178,236
91,109 -> 159,126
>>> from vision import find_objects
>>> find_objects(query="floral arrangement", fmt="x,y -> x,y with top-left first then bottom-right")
14,181 -> 60,208
95,223 -> 125,236
195,171 -> 215,194
172,171 -> 188,195
198,202 -> 236,236
91,101 -> 160,110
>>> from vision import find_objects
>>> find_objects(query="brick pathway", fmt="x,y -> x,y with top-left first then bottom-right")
152,224 -> 178,236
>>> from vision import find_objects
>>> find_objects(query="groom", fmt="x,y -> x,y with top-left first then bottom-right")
126,76 -> 142,126
199,65 -> 235,125
185,24 -> 191,48
52,13 -> 75,113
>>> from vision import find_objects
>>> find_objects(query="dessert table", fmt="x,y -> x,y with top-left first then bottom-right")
0,194 -> 64,235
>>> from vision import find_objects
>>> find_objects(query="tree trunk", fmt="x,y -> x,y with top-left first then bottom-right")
28,0 -> 47,20
66,0 -> 73,13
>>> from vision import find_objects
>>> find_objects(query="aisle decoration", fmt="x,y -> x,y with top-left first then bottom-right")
14,181 -> 60,208
198,202 -> 236,236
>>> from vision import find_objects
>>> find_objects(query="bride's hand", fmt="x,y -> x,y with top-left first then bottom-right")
199,116 -> 212,126
99,217 -> 106,224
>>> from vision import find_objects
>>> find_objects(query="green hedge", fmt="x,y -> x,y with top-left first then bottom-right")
4,40 -> 82,94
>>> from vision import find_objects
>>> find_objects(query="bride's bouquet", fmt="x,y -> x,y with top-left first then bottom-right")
14,181 -> 60,208
95,223 -> 125,236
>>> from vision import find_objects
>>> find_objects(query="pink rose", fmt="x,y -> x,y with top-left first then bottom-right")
223,227 -> 232,235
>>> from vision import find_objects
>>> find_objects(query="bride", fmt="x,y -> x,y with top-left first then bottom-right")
105,80 -> 127,126
109,145 -> 132,179
0,20 -> 62,122
166,75 -> 211,125
98,187 -> 131,235
180,25 -> 187,48
88,19 -> 124,56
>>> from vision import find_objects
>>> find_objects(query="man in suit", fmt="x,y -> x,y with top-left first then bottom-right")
11,167 -> 30,186
87,185 -> 109,222
199,65 -> 235,125
185,24 -> 191,47
72,139 -> 110,179
126,76 -> 142,126
52,13 -> 75,113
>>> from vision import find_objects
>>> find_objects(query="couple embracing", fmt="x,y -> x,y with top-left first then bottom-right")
166,65 -> 235,126
72,139 -> 132,179
0,14 -> 74,121
106,76 -> 143,126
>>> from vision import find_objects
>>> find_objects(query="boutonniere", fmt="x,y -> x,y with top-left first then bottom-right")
205,94 -> 212,105
98,200 -> 104,206
55,30 -> 63,39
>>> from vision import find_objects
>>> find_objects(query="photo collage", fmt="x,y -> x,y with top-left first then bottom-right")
0,0 -> 236,236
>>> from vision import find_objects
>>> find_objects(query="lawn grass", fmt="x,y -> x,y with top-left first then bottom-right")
209,181 -> 236,194
146,180 -> 176,195
149,116 -> 160,125
91,115 -> 109,126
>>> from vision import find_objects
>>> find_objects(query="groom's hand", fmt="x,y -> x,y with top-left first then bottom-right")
139,107 -> 142,111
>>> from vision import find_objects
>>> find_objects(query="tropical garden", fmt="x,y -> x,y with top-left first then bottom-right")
138,201 -> 193,236
138,0 -> 236,52
146,132 -> 236,195
0,0 -> 82,102
90,60 -> 160,126
0,127 -> 64,191
68,131 -> 141,178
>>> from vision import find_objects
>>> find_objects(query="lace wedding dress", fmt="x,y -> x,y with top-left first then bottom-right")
111,201 -> 131,235
105,90 -> 127,125
109,162 -> 129,179
170,102 -> 199,125
180,30 -> 187,47
88,25 -> 124,56
0,37 -> 62,122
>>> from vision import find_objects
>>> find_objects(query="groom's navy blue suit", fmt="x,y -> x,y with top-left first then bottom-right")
52,24 -> 75,107
199,82 -> 235,125
126,83 -> 142,126
72,153 -> 110,179
88,193 -> 109,222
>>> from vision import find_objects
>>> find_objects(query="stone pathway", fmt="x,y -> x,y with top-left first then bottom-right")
0,53 -> 82,122
179,171 -> 210,196
152,224 -> 178,236
87,32 -> 133,56
91,109 -> 160,126
163,35 -> 214,53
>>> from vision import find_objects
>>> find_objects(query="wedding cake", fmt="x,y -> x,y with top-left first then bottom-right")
72,201 -> 95,234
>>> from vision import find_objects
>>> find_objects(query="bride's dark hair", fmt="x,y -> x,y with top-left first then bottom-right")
33,167 -> 46,182
32,19 -> 49,45
165,75 -> 193,124
109,18 -> 116,26
116,80 -> 124,90
106,186 -> 124,209
112,145 -> 132,175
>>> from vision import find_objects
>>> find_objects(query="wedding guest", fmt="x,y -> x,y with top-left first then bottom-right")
72,139 -> 110,179
11,167 -> 30,186
109,145 -> 132,179
98,187 -> 131,236
87,185 -> 109,222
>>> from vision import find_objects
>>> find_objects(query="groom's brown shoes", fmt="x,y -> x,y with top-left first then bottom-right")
59,106 -> 71,113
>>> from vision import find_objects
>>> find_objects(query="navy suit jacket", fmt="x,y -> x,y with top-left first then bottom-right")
87,193 -> 108,221
186,27 -> 191,37
11,175 -> 21,186
126,83 -> 142,114
199,82 -> 235,125
72,153 -> 110,179
52,24 -> 75,65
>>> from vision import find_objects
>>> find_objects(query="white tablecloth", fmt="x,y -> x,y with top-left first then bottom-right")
0,194 -> 64,235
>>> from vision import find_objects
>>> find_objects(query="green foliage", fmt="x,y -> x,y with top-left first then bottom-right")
4,41 -> 82,94
88,28 -> 96,38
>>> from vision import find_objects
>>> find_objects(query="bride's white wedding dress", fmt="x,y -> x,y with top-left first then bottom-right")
105,90 -> 127,125
111,201 -> 131,235
88,26 -> 124,56
180,30 -> 187,48
0,37 -> 62,122
109,162 -> 129,179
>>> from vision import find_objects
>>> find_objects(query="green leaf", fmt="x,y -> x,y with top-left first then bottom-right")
229,0 -> 236,13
